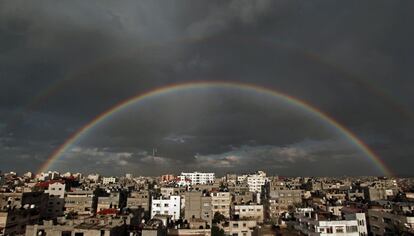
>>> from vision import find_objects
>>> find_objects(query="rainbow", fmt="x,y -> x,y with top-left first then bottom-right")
37,81 -> 393,176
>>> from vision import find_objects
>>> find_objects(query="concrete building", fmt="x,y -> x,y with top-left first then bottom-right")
0,191 -> 48,217
86,174 -> 100,183
226,220 -> 257,236
102,177 -> 117,185
0,208 -> 40,235
247,171 -> 267,194
127,190 -> 150,212
180,172 -> 215,185
233,204 -> 264,223
294,210 -> 368,236
160,187 -> 176,198
267,188 -> 303,221
168,228 -> 211,236
151,196 -> 181,220
97,192 -> 126,212
45,182 -> 65,219
161,174 -> 175,183
211,192 -> 231,218
176,176 -> 192,187
64,189 -> 97,215
368,208 -> 414,235
184,191 -> 212,225
25,218 -> 126,236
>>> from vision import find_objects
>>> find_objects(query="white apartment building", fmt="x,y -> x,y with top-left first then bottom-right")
180,172 -> 215,185
151,195 -> 181,220
247,171 -> 268,193
102,177 -> 117,185
237,175 -> 248,183
87,174 -> 100,182
294,209 -> 368,236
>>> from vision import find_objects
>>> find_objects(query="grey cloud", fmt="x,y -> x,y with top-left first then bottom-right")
0,1 -> 413,176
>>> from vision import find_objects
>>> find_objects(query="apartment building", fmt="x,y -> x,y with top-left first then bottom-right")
211,192 -> 231,218
127,190 -> 150,212
294,209 -> 368,235
180,172 -> 215,185
247,171 -> 267,194
226,220 -> 257,236
368,208 -> 414,235
64,189 -> 97,215
102,177 -> 117,185
151,195 -> 181,220
0,208 -> 40,235
45,182 -> 65,219
184,191 -> 212,225
233,204 -> 264,223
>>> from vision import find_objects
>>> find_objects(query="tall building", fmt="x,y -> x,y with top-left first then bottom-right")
45,182 -> 65,219
151,196 -> 181,220
247,171 -> 268,194
180,172 -> 215,185
184,191 -> 213,225
102,177 -> 117,185
211,192 -> 231,218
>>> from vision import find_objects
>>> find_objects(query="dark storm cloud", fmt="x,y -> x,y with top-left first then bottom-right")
0,1 -> 413,175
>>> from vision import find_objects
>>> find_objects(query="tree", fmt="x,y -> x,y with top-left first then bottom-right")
212,212 -> 226,224
211,225 -> 225,236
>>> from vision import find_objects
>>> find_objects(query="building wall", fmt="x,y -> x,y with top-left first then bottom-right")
151,196 -> 181,220
46,183 -> 66,219
102,177 -> 117,185
184,192 -> 212,225
368,209 -> 414,236
64,190 -> 96,215
227,220 -> 257,236
0,209 -> 40,235
211,192 -> 231,218
180,172 -> 215,185
25,223 -> 126,236
233,205 -> 264,223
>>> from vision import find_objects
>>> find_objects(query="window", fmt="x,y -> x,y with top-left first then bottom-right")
346,226 -> 358,232
336,226 -> 344,233
61,231 -> 71,236
74,233 -> 84,236
326,227 -> 333,233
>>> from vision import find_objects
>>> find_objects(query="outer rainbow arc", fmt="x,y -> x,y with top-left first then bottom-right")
38,81 -> 393,176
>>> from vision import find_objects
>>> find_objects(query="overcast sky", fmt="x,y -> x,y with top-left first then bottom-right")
1,1 -> 413,176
